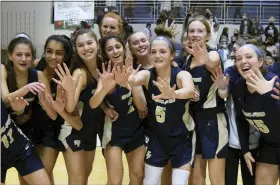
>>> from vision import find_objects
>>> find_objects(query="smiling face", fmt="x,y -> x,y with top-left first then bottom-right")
235,46 -> 263,79
45,40 -> 65,69
187,20 -> 210,43
101,17 -> 120,37
76,33 -> 98,62
8,43 -> 33,72
105,38 -> 125,65
129,32 -> 150,57
150,40 -> 174,69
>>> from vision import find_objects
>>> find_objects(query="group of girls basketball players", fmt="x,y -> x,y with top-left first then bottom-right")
1,9 -> 280,185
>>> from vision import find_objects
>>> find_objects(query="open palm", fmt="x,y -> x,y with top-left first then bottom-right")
152,77 -> 176,100
97,61 -> 116,93
52,63 -> 81,93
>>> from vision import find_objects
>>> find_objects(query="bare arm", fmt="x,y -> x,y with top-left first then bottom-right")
65,69 -> 87,113
129,70 -> 150,88
1,64 -> 42,106
205,51 -> 221,72
131,86 -> 147,112
89,79 -> 109,109
176,71 -> 196,99
59,108 -> 83,130
38,71 -> 57,120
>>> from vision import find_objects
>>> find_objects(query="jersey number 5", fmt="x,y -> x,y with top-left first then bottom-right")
155,106 -> 166,123
1,128 -> 14,148
246,119 -> 269,134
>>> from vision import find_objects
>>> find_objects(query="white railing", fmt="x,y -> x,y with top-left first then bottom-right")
94,1 -> 279,24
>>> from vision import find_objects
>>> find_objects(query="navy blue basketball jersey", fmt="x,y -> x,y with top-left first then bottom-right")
105,85 -> 141,133
184,48 -> 225,112
1,101 -> 31,163
30,80 -> 59,144
232,72 -> 280,144
7,68 -> 38,139
268,62 -> 280,76
78,78 -> 104,139
7,68 -> 38,125
147,67 -> 195,137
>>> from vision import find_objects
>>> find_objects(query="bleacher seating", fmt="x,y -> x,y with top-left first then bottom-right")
95,1 -> 280,25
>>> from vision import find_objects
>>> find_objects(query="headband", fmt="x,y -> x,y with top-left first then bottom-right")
14,33 -> 31,41
153,36 -> 173,51
243,44 -> 263,57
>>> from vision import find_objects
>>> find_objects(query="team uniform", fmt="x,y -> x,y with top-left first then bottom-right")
268,62 -> 280,76
1,101 -> 44,183
231,71 -> 280,165
7,68 -> 38,141
77,77 -> 105,151
224,66 -> 259,185
31,80 -> 61,149
101,85 -> 144,153
144,67 -> 196,168
183,47 -> 228,159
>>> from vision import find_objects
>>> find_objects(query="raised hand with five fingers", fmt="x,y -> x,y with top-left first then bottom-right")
246,69 -> 278,95
185,40 -> 210,68
47,86 -> 66,114
152,77 -> 176,100
97,61 -> 117,93
112,64 -> 132,90
52,63 -> 81,93
164,19 -> 179,36
8,97 -> 29,113
211,66 -> 230,98
272,82 -> 280,100
25,82 -> 46,95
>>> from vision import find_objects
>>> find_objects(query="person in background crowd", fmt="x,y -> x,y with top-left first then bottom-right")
144,23 -> 153,41
264,16 -> 279,44
123,17 -> 134,43
219,27 -> 229,47
265,36 -> 278,60
240,13 -> 253,36
208,23 -> 220,49
218,40 -> 230,64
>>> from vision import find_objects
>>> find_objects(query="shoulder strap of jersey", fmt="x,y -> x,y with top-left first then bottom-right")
28,68 -> 38,83
148,67 -> 156,90
170,67 -> 181,89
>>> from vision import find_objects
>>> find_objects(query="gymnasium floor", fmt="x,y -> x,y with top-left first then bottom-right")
5,148 -> 245,185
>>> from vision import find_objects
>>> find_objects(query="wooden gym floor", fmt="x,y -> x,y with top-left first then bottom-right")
6,147 -> 243,184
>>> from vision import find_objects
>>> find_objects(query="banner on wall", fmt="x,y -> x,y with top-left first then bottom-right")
54,1 -> 94,30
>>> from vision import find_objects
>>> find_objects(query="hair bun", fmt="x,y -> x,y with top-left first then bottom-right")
154,19 -> 178,38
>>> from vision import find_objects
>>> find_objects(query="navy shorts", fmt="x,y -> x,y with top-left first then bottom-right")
41,122 -> 61,150
102,127 -> 144,154
111,128 -> 145,153
194,111 -> 228,159
83,130 -> 97,151
256,140 -> 280,165
1,145 -> 44,183
145,132 -> 195,168
57,122 -> 84,152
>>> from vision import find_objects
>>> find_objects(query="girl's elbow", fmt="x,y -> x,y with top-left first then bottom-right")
76,123 -> 83,131
136,103 -> 146,112
50,113 -> 58,120
89,102 -> 98,109
66,106 -> 75,114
